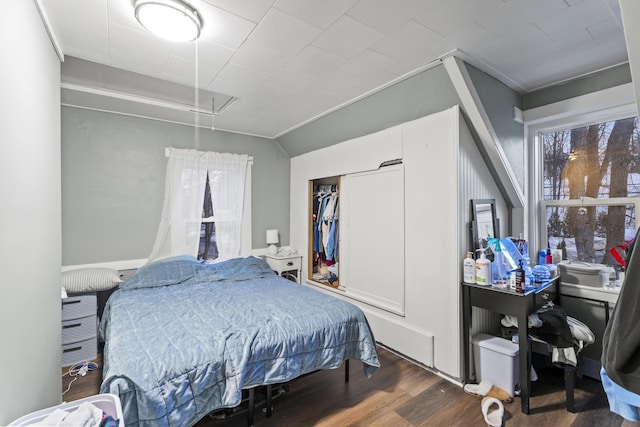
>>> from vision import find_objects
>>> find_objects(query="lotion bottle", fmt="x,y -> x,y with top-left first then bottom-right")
463,251 -> 476,284
475,247 -> 491,286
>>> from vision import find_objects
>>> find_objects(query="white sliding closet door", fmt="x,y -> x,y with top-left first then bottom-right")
340,163 -> 405,315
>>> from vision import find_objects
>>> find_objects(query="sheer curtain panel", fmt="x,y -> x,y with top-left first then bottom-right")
148,148 -> 249,262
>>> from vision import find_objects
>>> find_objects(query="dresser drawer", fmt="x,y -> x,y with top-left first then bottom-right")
265,255 -> 302,271
62,337 -> 97,367
62,316 -> 97,345
62,294 -> 96,320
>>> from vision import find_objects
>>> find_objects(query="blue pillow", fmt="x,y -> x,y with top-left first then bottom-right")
120,255 -> 201,290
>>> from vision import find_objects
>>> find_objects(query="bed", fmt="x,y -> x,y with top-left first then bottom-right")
99,255 -> 380,427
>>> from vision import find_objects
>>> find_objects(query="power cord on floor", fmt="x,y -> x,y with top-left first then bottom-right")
62,361 -> 99,395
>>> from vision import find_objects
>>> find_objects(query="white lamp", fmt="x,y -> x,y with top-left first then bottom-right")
134,0 -> 203,42
266,229 -> 279,255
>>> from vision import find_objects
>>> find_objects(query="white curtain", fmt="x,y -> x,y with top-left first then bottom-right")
148,148 -> 249,262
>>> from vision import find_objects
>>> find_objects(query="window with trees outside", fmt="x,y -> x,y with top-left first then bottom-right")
540,115 -> 640,264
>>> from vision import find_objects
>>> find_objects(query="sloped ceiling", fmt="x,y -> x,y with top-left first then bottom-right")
39,0 -> 630,139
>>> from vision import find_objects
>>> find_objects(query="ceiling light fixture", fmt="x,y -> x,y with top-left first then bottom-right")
134,0 -> 203,42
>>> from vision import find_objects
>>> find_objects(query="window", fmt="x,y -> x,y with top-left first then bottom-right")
536,115 -> 640,263
198,172 -> 219,262
148,148 -> 252,263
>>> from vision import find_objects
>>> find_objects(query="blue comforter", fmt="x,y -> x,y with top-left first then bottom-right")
99,256 -> 379,427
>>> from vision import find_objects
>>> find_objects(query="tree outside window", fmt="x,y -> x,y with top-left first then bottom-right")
541,116 -> 640,263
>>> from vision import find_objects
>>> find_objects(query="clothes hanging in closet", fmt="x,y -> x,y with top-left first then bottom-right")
312,185 -> 339,279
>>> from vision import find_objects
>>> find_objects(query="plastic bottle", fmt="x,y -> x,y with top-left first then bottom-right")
475,247 -> 491,286
545,244 -> 552,264
463,251 -> 476,284
515,260 -> 525,293
516,233 -> 530,264
489,238 -> 508,288
538,250 -> 547,266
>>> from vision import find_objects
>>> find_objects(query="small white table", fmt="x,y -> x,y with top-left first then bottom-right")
265,254 -> 302,283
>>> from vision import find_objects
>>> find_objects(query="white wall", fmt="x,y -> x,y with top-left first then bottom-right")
0,1 -> 62,423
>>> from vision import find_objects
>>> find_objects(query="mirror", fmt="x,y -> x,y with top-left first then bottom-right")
471,199 -> 499,253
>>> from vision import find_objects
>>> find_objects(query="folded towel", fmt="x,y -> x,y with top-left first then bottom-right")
60,402 -> 103,427
33,408 -> 68,426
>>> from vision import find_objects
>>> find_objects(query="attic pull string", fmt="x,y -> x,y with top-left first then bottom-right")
194,36 -> 200,150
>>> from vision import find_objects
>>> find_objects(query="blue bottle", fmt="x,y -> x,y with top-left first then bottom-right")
489,238 -> 508,288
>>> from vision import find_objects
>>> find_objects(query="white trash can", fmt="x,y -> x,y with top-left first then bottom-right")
478,336 -> 520,397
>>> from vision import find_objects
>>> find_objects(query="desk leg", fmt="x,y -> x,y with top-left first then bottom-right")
517,304 -> 530,414
462,285 -> 471,383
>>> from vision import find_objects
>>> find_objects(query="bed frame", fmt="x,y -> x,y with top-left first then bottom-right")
244,360 -> 349,426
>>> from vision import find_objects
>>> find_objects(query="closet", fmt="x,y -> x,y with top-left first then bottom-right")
291,106 -> 502,380
309,178 -> 340,287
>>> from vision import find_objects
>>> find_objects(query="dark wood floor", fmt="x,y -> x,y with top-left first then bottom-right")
63,346 -> 634,426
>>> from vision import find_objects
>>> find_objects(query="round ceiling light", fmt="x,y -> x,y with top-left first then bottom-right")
134,0 -> 203,42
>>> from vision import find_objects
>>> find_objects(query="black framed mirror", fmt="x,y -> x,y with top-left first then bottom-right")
470,199 -> 499,254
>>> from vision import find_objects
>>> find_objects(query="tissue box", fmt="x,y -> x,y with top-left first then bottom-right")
557,260 -> 604,287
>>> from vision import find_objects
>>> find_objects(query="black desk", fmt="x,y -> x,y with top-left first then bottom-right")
461,277 -> 560,414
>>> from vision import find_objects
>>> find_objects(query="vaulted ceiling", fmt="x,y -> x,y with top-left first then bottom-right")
40,0 -> 628,139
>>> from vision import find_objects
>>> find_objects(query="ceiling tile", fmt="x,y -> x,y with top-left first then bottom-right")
230,39 -> 293,73
384,49 -> 438,76
248,8 -> 323,55
195,2 -> 257,50
41,0 -> 109,60
525,29 -> 599,67
312,16 -> 384,58
427,22 -> 497,58
476,0 -> 568,36
369,21 -> 442,61
313,70 -> 364,93
200,0 -> 274,23
274,0 -> 358,29
209,62 -> 271,97
162,56 -> 220,88
262,69 -> 316,94
108,22 -> 174,69
474,25 -> 550,63
414,0 -> 505,37
170,40 -> 236,70
354,69 -> 402,92
347,0 -> 432,34
284,45 -> 345,76
535,0 -> 614,40
339,49 -> 396,78
588,18 -> 626,47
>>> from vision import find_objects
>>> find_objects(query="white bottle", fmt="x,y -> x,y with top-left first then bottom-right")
475,247 -> 491,286
463,251 -> 476,284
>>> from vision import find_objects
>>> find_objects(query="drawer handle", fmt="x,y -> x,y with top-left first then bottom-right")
63,300 -> 82,306
540,293 -> 549,300
287,261 -> 294,266
63,346 -> 82,353
62,323 -> 81,329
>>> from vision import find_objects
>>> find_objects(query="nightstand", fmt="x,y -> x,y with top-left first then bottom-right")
61,293 -> 97,367
265,254 -> 303,283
